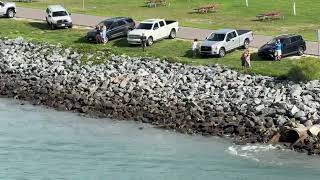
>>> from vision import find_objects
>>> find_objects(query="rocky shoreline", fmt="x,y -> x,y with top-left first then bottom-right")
1,38 -> 320,155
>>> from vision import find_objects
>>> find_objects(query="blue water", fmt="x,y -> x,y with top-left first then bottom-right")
1,98 -> 320,180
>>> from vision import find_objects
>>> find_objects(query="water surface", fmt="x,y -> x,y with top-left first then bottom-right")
0,98 -> 320,180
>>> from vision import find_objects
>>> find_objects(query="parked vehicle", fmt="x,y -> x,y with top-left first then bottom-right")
85,17 -> 135,43
200,29 -> 253,57
258,34 -> 306,59
45,5 -> 72,30
0,1 -> 16,18
127,19 -> 179,46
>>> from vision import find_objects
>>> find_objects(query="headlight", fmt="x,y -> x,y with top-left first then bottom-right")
212,46 -> 218,50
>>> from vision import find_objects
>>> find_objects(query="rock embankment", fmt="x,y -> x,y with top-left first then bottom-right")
1,38 -> 320,154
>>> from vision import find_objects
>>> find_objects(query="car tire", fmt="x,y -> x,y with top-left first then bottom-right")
104,36 -> 109,44
50,23 -> 56,30
297,46 -> 304,56
7,9 -> 15,18
218,48 -> 226,58
169,29 -> 176,39
243,39 -> 250,49
147,37 -> 153,46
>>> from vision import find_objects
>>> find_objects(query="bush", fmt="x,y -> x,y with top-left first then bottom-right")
287,58 -> 320,81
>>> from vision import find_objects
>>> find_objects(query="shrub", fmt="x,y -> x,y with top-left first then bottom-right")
287,58 -> 320,81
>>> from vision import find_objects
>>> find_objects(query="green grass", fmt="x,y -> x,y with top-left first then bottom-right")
16,0 -> 320,41
1,18 -> 319,79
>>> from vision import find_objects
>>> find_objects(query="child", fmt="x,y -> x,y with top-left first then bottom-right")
241,49 -> 251,69
192,39 -> 198,58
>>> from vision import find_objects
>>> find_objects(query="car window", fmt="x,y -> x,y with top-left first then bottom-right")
282,38 -> 291,45
227,32 -> 235,40
231,31 -> 237,38
290,36 -> 300,43
207,33 -> 225,41
153,23 -> 159,30
136,23 -> 153,30
118,21 -> 126,26
52,11 -> 68,17
159,21 -> 165,27
125,18 -> 134,24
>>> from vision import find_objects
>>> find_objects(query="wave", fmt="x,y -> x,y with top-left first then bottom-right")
227,144 -> 280,162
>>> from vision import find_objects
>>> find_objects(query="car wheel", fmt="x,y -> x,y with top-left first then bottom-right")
243,39 -> 250,49
68,25 -> 73,28
169,29 -> 176,39
218,48 -> 225,58
50,23 -> 55,30
7,9 -> 15,18
297,46 -> 304,56
147,37 -> 153,46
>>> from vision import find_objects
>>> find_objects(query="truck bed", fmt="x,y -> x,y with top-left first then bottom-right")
236,30 -> 251,36
165,20 -> 177,25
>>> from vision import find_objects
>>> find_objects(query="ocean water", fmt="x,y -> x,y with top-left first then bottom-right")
0,98 -> 320,180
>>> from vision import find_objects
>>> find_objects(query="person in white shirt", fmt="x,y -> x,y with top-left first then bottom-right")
192,39 -> 198,58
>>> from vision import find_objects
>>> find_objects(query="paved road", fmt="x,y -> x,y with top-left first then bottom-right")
16,7 -> 319,55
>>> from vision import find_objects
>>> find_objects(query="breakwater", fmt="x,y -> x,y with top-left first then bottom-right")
1,38 -> 320,154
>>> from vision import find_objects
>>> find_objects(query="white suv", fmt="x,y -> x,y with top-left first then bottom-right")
45,5 -> 72,30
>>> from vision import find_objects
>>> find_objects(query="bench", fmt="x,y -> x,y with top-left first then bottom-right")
193,4 -> 218,13
256,11 -> 283,21
146,0 -> 167,8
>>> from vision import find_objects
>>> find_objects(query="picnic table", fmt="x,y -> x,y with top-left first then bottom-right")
256,11 -> 283,21
146,0 -> 167,8
193,4 -> 218,13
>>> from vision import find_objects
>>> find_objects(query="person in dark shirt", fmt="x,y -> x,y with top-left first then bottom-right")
140,33 -> 147,52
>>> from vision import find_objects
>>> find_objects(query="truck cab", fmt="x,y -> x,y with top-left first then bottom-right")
127,19 -> 179,46
200,29 -> 253,57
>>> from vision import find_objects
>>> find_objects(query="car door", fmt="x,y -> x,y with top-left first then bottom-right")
225,31 -> 237,51
109,21 -> 120,38
281,38 -> 292,56
118,20 -> 128,36
158,20 -> 166,38
152,22 -> 161,40
289,36 -> 300,54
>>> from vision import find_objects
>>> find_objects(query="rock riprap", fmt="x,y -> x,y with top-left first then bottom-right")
1,38 -> 320,154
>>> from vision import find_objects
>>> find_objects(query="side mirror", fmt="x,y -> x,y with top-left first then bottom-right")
153,27 -> 159,30
226,38 -> 231,42
48,15 -> 52,18
205,37 -> 208,40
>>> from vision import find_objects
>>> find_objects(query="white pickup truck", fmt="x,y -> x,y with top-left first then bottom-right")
200,29 -> 253,57
0,1 -> 16,18
127,19 -> 179,46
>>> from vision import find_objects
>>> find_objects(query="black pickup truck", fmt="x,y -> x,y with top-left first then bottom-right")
258,34 -> 306,59
85,17 -> 135,43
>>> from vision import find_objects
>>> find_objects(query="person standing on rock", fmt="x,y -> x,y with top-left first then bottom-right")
140,33 -> 147,52
192,39 -> 198,58
274,39 -> 282,61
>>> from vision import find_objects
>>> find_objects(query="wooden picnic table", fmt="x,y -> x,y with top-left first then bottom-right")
146,0 -> 167,8
193,4 -> 218,13
256,11 -> 283,21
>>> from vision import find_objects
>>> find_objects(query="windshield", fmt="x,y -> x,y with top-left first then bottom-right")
137,23 -> 153,30
52,11 -> 68,17
207,33 -> 226,41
